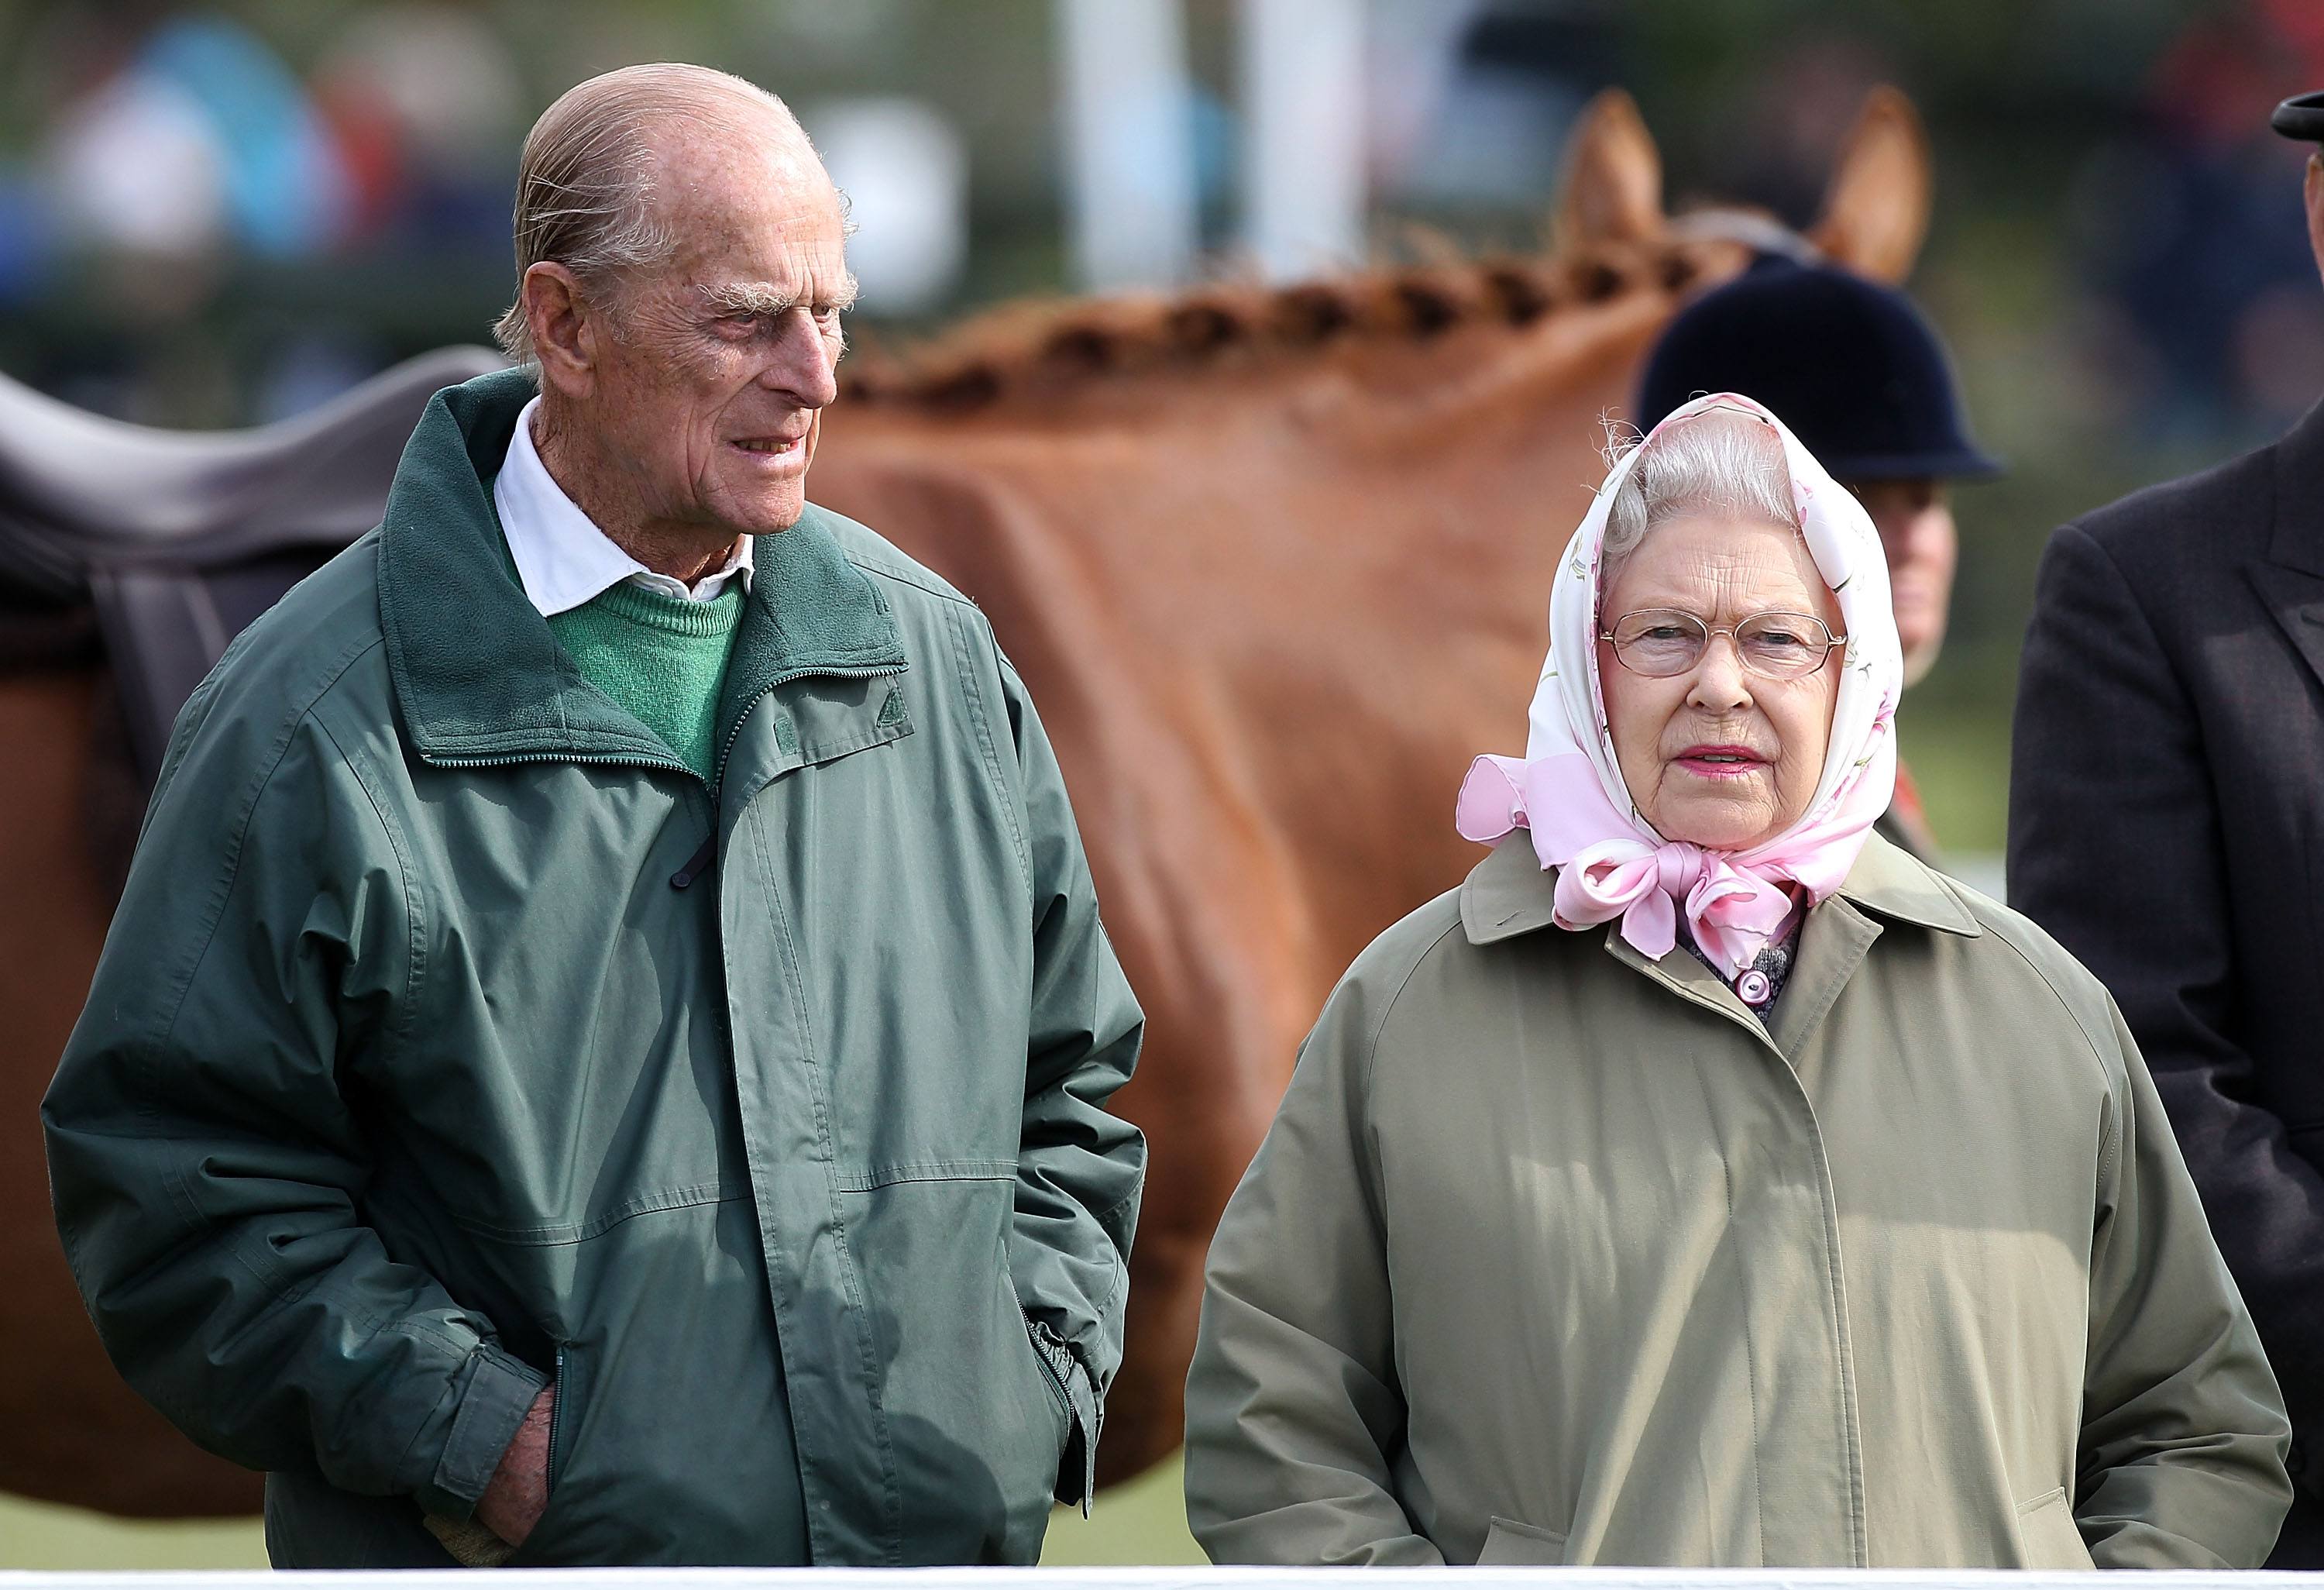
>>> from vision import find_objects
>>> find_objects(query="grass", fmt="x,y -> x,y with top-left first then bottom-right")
0,1493 -> 267,1570
1898,697 -> 2012,859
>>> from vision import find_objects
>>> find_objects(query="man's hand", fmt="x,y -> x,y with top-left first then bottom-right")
475,1383 -> 555,1547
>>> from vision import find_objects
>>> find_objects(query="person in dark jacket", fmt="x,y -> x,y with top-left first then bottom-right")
2008,89 -> 2324,1568
42,64 -> 1144,1568
1637,262 -> 1999,858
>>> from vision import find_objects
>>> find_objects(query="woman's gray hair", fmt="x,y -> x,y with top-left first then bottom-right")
1600,406 -> 1799,576
492,64 -> 803,364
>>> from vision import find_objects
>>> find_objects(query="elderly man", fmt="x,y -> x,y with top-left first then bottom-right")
42,64 -> 1144,1568
2009,91 -> 2324,1568
1635,261 -> 2000,858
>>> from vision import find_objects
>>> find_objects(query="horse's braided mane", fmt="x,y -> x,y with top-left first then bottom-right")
839,234 -> 1729,411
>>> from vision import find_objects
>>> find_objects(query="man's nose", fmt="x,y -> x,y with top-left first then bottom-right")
1686,634 -> 1755,714
760,315 -> 840,408
1879,507 -> 1934,566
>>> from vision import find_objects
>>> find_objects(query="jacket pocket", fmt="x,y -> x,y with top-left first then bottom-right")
507,1341 -> 586,1567
1019,1308 -> 1074,1454
1477,1515 -> 1568,1565
2015,1486 -> 2092,1569
545,1340 -> 583,1495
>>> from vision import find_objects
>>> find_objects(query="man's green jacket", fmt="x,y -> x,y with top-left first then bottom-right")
42,369 -> 1147,1566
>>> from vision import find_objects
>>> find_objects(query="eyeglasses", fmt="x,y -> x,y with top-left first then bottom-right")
1599,608 -> 1847,680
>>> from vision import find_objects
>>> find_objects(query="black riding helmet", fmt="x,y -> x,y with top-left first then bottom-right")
2273,89 -> 2324,142
1635,260 -> 2002,480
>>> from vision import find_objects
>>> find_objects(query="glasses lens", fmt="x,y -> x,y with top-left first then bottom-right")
1612,611 -> 1705,676
1735,613 -> 1827,678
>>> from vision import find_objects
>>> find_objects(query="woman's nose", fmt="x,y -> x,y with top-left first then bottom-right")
1686,634 -> 1755,713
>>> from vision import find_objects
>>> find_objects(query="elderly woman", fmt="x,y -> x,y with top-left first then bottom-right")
1181,395 -> 2291,1569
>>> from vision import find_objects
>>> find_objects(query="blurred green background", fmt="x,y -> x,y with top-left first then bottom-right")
2,0 -> 2318,1564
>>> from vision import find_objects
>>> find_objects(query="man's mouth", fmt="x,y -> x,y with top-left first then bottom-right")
728,431 -> 811,474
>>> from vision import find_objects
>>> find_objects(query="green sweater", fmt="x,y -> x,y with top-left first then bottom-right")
546,578 -> 745,782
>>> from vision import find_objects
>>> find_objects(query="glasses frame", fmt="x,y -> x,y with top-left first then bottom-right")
1597,607 -> 1849,681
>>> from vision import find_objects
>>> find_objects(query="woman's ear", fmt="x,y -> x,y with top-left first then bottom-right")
524,262 -> 597,399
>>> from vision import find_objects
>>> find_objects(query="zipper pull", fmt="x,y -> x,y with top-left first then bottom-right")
670,830 -> 718,890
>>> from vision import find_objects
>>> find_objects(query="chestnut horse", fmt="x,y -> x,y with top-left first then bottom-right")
0,89 -> 1929,1516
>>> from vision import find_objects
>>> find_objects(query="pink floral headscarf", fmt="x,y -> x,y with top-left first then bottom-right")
1454,392 -> 1903,978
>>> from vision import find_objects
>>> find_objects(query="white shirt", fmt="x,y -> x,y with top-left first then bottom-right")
493,396 -> 753,617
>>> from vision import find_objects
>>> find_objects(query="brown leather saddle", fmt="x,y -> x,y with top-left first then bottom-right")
0,346 -> 505,783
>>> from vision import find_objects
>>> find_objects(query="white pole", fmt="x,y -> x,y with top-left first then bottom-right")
1240,0 -> 1367,280
1054,0 -> 1198,290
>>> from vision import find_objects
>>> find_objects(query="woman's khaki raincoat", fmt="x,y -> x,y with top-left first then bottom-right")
1184,833 -> 2290,1569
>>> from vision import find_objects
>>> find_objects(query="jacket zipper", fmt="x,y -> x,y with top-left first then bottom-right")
427,662 -> 906,795
1023,1310 -> 1074,1421
709,662 -> 907,799
428,663 -> 905,893
545,1343 -> 570,1498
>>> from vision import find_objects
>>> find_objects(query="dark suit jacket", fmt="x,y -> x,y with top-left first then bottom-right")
2010,396 -> 2324,1565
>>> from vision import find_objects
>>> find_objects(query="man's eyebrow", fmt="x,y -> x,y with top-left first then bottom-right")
700,275 -> 863,315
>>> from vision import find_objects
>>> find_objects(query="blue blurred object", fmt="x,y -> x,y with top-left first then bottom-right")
0,166 -> 57,303
139,15 -> 350,258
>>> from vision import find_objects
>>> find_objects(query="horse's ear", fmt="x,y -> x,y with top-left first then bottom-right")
1554,88 -> 1663,250
1807,86 -> 1930,282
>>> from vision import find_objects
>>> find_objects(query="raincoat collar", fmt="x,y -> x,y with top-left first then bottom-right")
377,367 -> 905,769
1460,828 -> 1980,948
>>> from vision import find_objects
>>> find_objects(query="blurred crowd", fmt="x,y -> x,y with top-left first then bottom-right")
0,1 -> 2315,444
2070,0 -> 2324,442
2,5 -> 522,420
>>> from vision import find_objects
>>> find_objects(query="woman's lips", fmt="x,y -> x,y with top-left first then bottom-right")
1672,745 -> 1768,780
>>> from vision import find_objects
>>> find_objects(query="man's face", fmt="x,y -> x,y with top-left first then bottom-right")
581,118 -> 855,538
1851,477 -> 1957,686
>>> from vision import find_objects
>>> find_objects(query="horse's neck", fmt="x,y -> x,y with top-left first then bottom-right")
813,301 -> 1666,961
828,294 -> 1668,623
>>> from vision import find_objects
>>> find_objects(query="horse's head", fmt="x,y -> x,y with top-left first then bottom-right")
1563,83 -> 1932,284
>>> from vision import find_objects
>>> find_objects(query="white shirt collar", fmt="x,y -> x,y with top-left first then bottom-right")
493,396 -> 754,618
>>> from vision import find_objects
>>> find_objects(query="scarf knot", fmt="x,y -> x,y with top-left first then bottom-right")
1654,842 -> 1704,897
1542,828 -> 1792,969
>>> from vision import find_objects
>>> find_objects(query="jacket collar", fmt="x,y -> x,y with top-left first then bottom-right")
2241,395 -> 2324,703
1832,828 -> 1984,935
1461,828 -> 1978,1062
2268,394 -> 2324,577
1458,827 -> 1982,948
377,367 -> 905,767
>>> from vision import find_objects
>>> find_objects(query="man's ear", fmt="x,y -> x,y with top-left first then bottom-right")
524,262 -> 597,398
2307,153 -> 2324,291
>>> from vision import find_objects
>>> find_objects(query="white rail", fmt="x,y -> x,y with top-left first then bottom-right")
2,1571 -> 2316,1588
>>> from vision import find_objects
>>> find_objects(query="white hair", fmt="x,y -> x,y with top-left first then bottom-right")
492,64 -> 809,364
1600,406 -> 1799,576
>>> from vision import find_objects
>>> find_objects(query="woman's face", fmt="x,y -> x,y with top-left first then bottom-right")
1597,513 -> 1843,852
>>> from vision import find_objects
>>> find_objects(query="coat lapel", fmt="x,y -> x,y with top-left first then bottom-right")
2252,397 -> 2324,698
